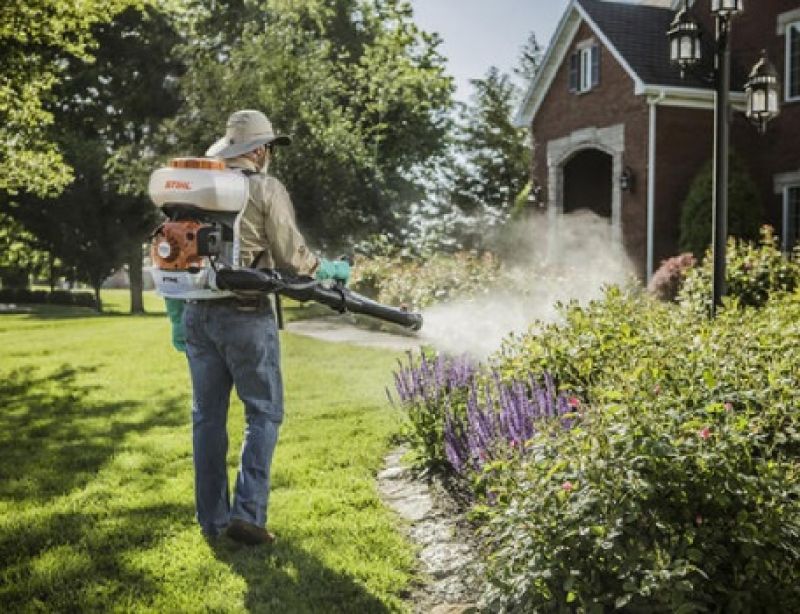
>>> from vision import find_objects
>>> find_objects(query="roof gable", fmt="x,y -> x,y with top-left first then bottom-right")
515,0 -> 724,127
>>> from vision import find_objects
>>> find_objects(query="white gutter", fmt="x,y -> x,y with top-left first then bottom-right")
647,90 -> 666,282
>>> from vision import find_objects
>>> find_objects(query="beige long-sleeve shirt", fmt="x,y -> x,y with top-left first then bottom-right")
227,157 -> 319,276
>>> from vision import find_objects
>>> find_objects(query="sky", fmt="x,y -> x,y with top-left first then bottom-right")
409,0 -> 572,102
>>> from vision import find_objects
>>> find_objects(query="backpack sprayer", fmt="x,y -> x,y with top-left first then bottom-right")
147,157 -> 423,331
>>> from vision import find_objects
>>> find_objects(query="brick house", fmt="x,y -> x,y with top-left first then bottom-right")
515,0 -> 800,279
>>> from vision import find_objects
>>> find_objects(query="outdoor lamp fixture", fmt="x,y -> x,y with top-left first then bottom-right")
620,167 -> 634,192
745,51 -> 781,134
667,3 -> 701,77
667,0 -> 777,316
710,0 -> 743,18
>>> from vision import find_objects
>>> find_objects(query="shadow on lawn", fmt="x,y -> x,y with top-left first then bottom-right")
0,502 -> 195,611
0,364 -> 186,503
210,538 -> 392,614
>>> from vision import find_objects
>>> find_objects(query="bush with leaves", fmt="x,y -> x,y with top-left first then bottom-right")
392,352 -> 576,475
679,225 -> 800,311
351,251 -> 503,311
480,286 -> 800,611
679,154 -> 762,259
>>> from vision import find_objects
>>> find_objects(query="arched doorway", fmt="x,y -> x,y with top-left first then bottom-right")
562,148 -> 613,218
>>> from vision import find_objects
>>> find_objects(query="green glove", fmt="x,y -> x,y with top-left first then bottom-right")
315,258 -> 351,285
164,298 -> 187,352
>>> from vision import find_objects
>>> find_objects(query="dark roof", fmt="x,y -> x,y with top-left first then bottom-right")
577,0 -> 744,90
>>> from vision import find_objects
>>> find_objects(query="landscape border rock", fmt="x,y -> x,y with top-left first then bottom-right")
377,447 -> 481,614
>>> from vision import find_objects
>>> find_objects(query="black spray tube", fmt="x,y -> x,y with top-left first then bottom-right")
214,268 -> 423,331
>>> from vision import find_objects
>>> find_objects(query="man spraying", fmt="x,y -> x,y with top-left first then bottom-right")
167,110 -> 349,544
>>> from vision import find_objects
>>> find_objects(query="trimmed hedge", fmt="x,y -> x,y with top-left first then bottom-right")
0,288 -> 97,309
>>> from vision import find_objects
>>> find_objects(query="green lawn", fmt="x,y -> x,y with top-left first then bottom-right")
0,298 -> 415,612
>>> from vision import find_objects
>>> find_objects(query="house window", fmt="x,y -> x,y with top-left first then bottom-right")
569,44 -> 600,94
785,186 -> 800,252
788,22 -> 800,100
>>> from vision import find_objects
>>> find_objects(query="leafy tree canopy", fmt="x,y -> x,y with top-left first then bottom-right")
450,67 -> 531,223
169,0 -> 454,248
0,0 -> 148,197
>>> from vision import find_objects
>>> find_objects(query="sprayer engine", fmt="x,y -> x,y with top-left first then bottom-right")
148,157 -> 247,299
151,219 -> 227,270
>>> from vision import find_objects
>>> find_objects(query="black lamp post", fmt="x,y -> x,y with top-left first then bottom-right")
667,0 -> 780,315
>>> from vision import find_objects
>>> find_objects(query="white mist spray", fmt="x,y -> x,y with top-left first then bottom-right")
418,211 -> 635,358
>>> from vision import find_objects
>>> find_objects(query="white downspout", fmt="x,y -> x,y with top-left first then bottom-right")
647,90 -> 666,282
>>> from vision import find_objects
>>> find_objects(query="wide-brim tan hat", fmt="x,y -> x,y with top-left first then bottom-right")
205,109 -> 291,159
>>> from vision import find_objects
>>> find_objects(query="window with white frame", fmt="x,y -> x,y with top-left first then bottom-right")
569,43 -> 600,94
788,21 -> 800,100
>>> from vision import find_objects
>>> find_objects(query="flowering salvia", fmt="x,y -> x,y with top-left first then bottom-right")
393,352 -> 577,475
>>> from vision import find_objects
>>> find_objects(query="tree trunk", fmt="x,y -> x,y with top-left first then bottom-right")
128,241 -> 144,314
48,250 -> 56,292
93,284 -> 103,313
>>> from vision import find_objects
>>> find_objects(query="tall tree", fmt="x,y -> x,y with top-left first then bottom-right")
171,0 -> 454,249
450,67 -> 531,224
514,31 -> 544,86
4,6 -> 185,311
0,0 -> 144,197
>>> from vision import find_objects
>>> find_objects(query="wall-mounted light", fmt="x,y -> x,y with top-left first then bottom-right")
620,166 -> 634,192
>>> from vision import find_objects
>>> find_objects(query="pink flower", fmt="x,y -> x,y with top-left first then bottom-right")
652,384 -> 661,395
562,481 -> 574,492
567,396 -> 580,409
724,402 -> 733,412
699,427 -> 711,440
695,514 -> 703,526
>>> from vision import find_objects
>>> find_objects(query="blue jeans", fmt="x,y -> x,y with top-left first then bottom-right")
183,300 -> 283,536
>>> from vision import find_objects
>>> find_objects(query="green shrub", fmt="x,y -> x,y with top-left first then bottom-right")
483,287 -> 800,610
679,154 -> 762,260
351,251 -> 503,311
679,225 -> 800,311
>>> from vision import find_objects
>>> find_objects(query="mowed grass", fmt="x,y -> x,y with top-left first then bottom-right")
0,294 -> 415,613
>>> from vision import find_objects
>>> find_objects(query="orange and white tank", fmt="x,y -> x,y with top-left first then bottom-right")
148,157 -> 249,212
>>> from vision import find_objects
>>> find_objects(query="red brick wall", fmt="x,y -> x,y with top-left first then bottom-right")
654,106 -> 714,263
531,21 -> 650,275
691,0 -> 800,234
529,2 -> 799,275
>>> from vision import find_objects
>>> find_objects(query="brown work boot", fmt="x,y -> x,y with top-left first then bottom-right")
225,518 -> 276,546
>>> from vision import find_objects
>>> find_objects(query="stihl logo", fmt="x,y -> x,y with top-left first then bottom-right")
165,180 -> 191,190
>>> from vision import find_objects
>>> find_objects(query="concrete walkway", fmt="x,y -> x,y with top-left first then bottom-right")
285,315 -> 424,352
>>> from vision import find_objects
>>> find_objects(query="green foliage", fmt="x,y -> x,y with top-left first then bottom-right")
0,0 -> 145,196
450,67 -> 532,221
351,250 -> 503,310
4,5 -> 184,310
679,154 -> 762,259
172,0 -> 453,247
484,286 -> 800,610
0,213 -> 52,288
679,225 -> 800,311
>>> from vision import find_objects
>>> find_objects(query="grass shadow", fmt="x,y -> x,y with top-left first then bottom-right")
210,537 -> 393,614
0,364 -> 186,503
0,503 -> 195,611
